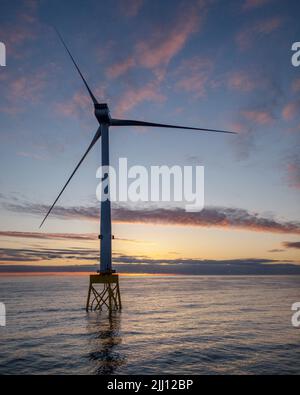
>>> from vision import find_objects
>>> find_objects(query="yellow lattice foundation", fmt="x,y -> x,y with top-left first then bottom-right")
86,273 -> 122,312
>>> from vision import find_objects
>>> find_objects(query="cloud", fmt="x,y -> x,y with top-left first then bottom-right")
0,64 -> 57,115
8,71 -> 47,103
283,241 -> 300,249
227,71 -> 257,92
106,57 -> 136,79
242,0 -> 272,11
119,0 -> 144,17
115,82 -> 165,116
174,57 -> 213,98
5,202 -> 300,235
103,1 -> 210,116
229,121 -> 255,160
1,256 -> 300,275
112,206 -> 300,235
56,91 -> 91,117
0,0 -> 39,55
16,151 -> 46,160
113,57 -> 213,117
136,8 -> 201,71
282,101 -> 300,121
292,79 -> 300,93
0,247 -> 98,263
108,1 -> 207,80
236,16 -> 284,50
229,74 -> 282,159
56,85 -> 106,118
0,231 -> 96,241
286,156 -> 300,189
3,25 -> 35,48
241,109 -> 274,125
0,230 -> 145,244
268,249 -> 285,253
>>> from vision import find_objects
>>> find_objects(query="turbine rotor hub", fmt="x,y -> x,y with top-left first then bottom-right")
95,103 -> 111,124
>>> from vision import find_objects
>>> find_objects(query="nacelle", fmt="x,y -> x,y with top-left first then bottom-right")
94,103 -> 111,124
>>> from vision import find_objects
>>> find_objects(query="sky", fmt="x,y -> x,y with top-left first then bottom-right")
0,0 -> 300,274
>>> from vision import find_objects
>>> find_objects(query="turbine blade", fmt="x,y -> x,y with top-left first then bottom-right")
55,28 -> 98,105
110,118 -> 236,134
39,128 -> 101,228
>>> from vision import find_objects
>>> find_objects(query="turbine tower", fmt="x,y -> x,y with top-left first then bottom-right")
40,30 -> 235,312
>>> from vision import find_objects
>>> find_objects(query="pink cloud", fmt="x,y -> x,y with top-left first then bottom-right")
5,26 -> 36,47
292,79 -> 300,93
115,83 -> 165,117
236,16 -> 284,50
227,71 -> 256,92
256,17 -> 283,34
8,202 -> 300,235
108,2 -> 207,79
56,92 -> 91,117
242,110 -> 274,124
282,101 -> 300,121
136,4 -> 204,74
0,105 -> 20,116
175,57 -> 213,97
242,0 -> 272,11
106,57 -> 136,79
8,71 -> 47,103
286,158 -> 300,189
229,122 -> 247,134
120,0 -> 144,17
0,0 -> 39,54
56,85 -> 106,118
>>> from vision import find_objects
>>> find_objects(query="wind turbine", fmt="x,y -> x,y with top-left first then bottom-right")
40,30 -> 235,311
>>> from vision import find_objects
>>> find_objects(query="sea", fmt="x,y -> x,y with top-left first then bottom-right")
0,275 -> 299,375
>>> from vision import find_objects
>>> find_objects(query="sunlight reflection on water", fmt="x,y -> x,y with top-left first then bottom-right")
0,275 -> 299,374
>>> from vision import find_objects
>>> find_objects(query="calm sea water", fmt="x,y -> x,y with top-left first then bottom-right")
0,275 -> 299,375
